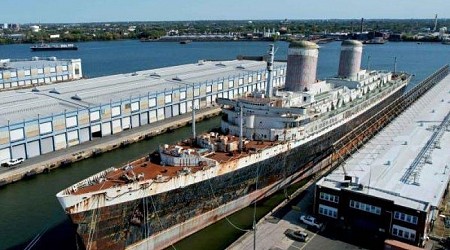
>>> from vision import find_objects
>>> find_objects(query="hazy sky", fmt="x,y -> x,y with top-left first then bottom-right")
2,0 -> 449,23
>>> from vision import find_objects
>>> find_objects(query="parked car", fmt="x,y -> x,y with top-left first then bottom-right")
285,229 -> 308,242
1,158 -> 24,167
299,215 -> 323,229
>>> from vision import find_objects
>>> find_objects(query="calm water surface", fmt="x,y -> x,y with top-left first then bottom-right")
0,40 -> 449,250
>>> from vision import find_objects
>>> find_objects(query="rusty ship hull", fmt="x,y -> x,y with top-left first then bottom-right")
61,81 -> 407,250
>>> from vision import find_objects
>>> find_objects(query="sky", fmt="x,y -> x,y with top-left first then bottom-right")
1,0 -> 450,24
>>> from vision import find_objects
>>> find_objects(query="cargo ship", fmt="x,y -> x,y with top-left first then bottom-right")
56,40 -> 410,250
30,43 -> 78,51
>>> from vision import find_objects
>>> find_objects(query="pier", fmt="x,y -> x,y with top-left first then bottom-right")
0,107 -> 220,186
227,65 -> 449,250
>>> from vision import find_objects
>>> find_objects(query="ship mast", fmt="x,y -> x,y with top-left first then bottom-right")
192,104 -> 196,139
239,102 -> 244,151
266,44 -> 275,98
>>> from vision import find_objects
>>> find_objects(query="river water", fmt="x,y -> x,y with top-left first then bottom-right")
0,40 -> 449,250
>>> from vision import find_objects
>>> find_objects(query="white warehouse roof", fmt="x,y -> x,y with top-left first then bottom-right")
0,57 -> 75,70
317,75 -> 450,211
0,60 -> 285,126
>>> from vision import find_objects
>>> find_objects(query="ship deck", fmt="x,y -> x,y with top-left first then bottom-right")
72,139 -> 277,195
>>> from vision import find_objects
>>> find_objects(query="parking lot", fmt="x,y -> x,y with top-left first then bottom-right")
228,184 -> 374,250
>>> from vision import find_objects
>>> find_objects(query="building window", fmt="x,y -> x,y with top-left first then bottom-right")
111,106 -> 121,117
131,101 -> 140,112
394,211 -> 418,225
349,200 -> 381,215
148,97 -> 156,108
9,128 -> 24,142
50,67 -> 56,73
38,68 -> 44,74
319,192 -> 339,203
218,82 -> 223,90
90,111 -> 100,121
206,85 -> 212,93
24,70 -> 31,76
248,76 -> 253,83
165,94 -> 172,104
257,74 -> 261,81
238,78 -> 244,85
280,69 -> 285,75
62,65 -> 68,71
39,121 -> 53,135
392,224 -> 416,241
273,70 -> 277,77
228,80 -> 234,88
11,71 -> 17,78
194,88 -> 200,97
319,204 -> 338,218
180,91 -> 186,100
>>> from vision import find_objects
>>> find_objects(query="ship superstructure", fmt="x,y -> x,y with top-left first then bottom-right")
57,40 -> 410,250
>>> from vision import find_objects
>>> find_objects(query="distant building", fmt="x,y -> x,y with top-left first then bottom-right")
10,23 -> 20,31
0,57 -> 82,91
30,25 -> 40,32
2,23 -> 8,29
389,34 -> 403,42
5,33 -> 25,41
49,34 -> 60,39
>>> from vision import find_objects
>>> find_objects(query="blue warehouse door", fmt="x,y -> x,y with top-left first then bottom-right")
41,137 -> 54,154
79,128 -> 90,143
164,106 -> 172,118
0,148 -> 11,163
27,140 -> 40,158
11,144 -> 26,159
131,115 -> 140,128
172,104 -> 180,117
140,112 -> 148,125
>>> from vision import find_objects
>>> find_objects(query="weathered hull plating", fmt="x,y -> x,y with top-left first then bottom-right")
67,85 -> 406,250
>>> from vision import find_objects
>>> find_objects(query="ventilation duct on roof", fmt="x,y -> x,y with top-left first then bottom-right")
172,76 -> 182,81
236,64 -> 245,69
150,72 -> 161,78
31,87 -> 39,92
49,88 -> 60,94
215,62 -> 226,67
71,94 -> 82,101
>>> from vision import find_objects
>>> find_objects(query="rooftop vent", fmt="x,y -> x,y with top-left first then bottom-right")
32,57 -> 40,61
236,64 -> 245,69
172,76 -> 182,81
49,88 -> 60,94
149,72 -> 161,78
131,72 -> 138,76
215,62 -> 226,67
48,57 -> 57,61
31,87 -> 39,92
71,94 -> 82,101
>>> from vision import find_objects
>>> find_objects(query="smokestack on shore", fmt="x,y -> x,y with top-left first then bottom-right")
338,40 -> 363,80
285,41 -> 319,92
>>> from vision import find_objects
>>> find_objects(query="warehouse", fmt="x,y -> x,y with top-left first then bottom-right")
0,57 -> 82,90
0,59 -> 286,162
314,75 -> 450,247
